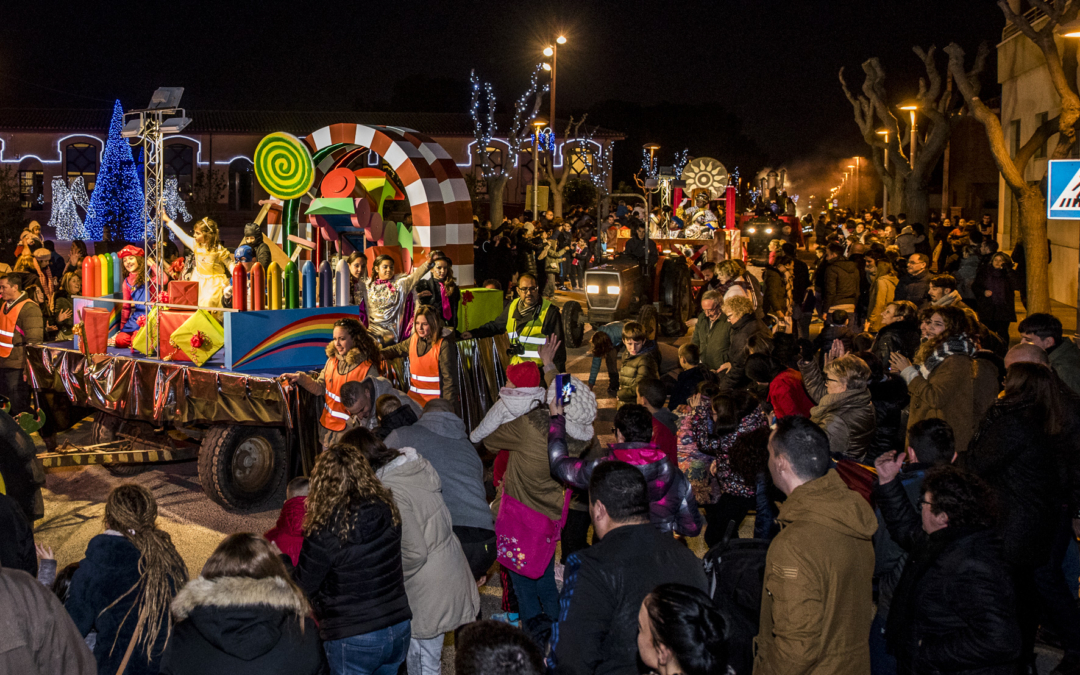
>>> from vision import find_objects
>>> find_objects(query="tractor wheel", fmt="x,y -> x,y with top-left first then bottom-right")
660,261 -> 693,337
198,424 -> 287,511
562,301 -> 585,349
91,412 -> 154,476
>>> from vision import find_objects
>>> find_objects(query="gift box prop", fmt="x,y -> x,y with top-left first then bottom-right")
167,310 -> 224,366
158,310 -> 192,362
74,307 -> 111,355
457,288 -> 506,333
72,295 -> 121,351
130,306 -> 160,356
168,280 -> 199,308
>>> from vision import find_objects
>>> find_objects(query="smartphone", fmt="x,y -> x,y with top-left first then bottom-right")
555,373 -> 574,405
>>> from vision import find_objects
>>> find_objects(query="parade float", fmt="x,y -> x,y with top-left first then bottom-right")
27,92 -> 508,511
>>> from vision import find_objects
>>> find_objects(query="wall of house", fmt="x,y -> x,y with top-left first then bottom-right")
997,24 -> 1079,307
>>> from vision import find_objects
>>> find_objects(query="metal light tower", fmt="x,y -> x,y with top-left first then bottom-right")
121,87 -> 191,337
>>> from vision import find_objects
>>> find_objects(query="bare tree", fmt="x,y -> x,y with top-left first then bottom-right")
945,0 -> 1079,314
840,45 -> 988,225
470,67 -> 548,227
539,115 -> 589,217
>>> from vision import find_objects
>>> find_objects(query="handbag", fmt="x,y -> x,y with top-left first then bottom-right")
494,490 -> 569,580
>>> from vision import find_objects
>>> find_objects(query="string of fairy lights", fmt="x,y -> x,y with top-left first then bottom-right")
470,65 -> 549,181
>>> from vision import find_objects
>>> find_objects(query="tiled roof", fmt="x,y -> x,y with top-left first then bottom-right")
0,108 -> 624,139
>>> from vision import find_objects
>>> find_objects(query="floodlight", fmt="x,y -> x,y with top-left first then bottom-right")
121,119 -> 144,138
161,116 -> 192,134
148,87 -> 184,110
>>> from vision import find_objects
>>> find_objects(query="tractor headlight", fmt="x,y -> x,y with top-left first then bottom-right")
586,284 -> 600,294
606,285 -> 620,294
747,227 -> 756,234
765,228 -> 774,234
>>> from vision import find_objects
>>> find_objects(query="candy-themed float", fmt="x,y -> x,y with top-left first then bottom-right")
27,120 -> 508,512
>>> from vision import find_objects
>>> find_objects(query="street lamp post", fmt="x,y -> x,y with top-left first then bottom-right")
899,101 -> 919,167
543,35 -> 566,141
643,142 -> 660,213
532,118 -> 547,220
877,129 -> 889,215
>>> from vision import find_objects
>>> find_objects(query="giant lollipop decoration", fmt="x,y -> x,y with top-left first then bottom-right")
254,132 -> 316,200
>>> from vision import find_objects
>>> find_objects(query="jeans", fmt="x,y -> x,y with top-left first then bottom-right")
560,508 -> 592,563
869,612 -> 897,675
753,473 -> 780,541
507,555 -> 559,623
406,635 -> 443,675
324,620 -> 411,675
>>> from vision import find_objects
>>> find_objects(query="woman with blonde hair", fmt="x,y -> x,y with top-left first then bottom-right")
292,443 -> 411,675
65,484 -> 188,675
159,533 -> 323,675
889,305 -> 999,454
380,304 -> 459,408
164,214 -> 232,309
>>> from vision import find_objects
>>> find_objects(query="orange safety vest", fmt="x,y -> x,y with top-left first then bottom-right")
407,336 -> 442,405
319,357 -> 372,431
0,298 -> 30,359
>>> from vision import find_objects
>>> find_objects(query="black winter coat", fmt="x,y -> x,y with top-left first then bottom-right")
717,314 -> 770,393
960,399 -> 1064,568
972,267 -> 1017,324
761,265 -> 788,315
875,479 -> 1020,675
872,319 -> 921,366
66,534 -> 179,675
292,499 -> 411,641
160,576 -> 326,675
414,277 -> 461,332
0,493 -> 36,577
549,523 -> 708,675
895,271 -> 931,308
867,374 -> 910,463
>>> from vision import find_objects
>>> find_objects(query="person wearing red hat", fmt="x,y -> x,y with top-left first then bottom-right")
110,245 -> 147,349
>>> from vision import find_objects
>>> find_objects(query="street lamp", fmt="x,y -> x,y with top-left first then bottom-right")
877,129 -> 889,214
532,118 -> 547,220
848,159 -> 860,211
899,101 -> 919,166
543,35 -> 567,144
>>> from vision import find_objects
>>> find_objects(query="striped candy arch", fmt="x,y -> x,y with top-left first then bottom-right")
302,123 -> 475,285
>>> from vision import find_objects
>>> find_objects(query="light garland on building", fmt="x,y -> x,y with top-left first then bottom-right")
470,66 -> 548,181
47,175 -> 93,240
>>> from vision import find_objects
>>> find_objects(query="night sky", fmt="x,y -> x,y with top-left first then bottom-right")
0,0 -> 1004,169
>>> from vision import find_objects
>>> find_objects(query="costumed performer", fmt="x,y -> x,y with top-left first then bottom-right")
163,214 -> 232,310
414,251 -> 460,333
380,305 -> 458,409
356,253 -> 434,345
109,245 -> 148,349
282,317 -> 382,449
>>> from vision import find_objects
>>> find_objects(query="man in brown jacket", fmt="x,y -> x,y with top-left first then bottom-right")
755,416 -> 877,675
0,564 -> 96,675
0,273 -> 43,417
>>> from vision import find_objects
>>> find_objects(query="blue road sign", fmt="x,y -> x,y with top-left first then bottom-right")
1047,159 -> 1080,219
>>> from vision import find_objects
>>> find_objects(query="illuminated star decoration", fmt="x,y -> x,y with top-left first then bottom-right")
47,175 -> 93,240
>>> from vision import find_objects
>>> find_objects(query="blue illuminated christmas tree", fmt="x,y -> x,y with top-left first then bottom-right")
85,100 -> 144,242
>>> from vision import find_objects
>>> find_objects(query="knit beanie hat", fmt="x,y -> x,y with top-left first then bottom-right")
244,222 -> 261,238
507,362 -> 541,389
547,375 -> 597,441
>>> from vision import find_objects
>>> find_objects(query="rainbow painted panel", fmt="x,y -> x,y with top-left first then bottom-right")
225,307 -> 358,372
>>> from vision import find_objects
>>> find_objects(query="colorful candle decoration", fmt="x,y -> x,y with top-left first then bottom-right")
301,260 -> 317,309
89,255 -> 101,296
99,255 -> 110,295
284,261 -> 300,309
335,258 -> 350,307
110,252 -> 121,293
250,263 -> 265,311
232,263 -> 248,312
82,257 -> 94,298
267,262 -> 282,310
318,260 -> 332,308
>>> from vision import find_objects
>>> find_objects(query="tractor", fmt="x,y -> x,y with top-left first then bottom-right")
561,252 -> 694,347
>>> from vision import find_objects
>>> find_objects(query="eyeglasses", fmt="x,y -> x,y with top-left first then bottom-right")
917,498 -> 933,508
519,286 -> 539,293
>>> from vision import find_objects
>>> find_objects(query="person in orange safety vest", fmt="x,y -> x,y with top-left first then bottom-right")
282,317 -> 381,449
380,305 -> 459,410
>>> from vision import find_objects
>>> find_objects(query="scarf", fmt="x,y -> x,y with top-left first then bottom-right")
920,334 -> 976,378
439,281 -> 452,321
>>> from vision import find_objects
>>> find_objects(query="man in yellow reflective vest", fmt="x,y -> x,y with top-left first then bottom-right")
463,273 -> 566,372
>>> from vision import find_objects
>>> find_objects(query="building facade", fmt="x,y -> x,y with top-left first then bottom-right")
0,109 -> 619,238
997,5 -> 1079,306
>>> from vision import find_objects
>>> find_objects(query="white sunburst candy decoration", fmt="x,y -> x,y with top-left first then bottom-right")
681,157 -> 730,200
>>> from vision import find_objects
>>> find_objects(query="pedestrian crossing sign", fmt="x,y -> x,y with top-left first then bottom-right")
1047,159 -> 1080,219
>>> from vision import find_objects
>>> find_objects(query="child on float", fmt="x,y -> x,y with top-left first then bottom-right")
163,214 -> 232,310
110,245 -> 148,349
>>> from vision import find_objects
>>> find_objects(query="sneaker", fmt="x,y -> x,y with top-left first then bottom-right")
490,612 -> 520,627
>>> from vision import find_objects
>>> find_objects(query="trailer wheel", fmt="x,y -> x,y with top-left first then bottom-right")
563,301 -> 585,348
199,425 -> 287,511
91,412 -> 152,476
